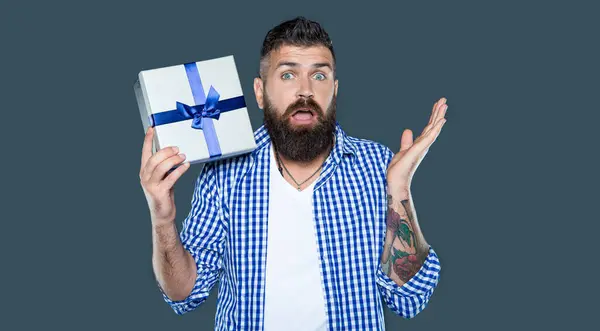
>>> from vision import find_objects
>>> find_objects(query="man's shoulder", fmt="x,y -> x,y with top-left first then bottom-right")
345,134 -> 394,163
188,151 -> 256,202
203,150 -> 255,179
203,124 -> 268,178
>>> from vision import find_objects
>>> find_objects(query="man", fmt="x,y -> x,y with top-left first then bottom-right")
139,16 -> 447,330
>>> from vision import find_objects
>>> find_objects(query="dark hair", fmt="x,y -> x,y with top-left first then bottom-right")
259,16 -> 336,81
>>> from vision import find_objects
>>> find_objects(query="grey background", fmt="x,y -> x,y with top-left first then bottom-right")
2,0 -> 598,330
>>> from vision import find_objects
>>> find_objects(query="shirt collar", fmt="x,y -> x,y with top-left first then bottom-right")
252,120 -> 357,165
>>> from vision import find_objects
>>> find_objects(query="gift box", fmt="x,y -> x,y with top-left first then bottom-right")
134,55 -> 257,166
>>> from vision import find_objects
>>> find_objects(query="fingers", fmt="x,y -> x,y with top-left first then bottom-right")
426,97 -> 446,125
432,98 -> 448,126
396,99 -> 448,164
160,161 -> 191,191
427,98 -> 445,125
149,152 -> 187,184
427,99 -> 441,126
140,126 -> 154,172
412,116 -> 446,156
423,98 -> 448,136
423,118 -> 447,146
141,145 -> 181,183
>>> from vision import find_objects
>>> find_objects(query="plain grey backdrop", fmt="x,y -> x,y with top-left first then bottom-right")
2,0 -> 598,330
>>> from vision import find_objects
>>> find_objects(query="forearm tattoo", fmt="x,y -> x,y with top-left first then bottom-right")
381,193 -> 428,283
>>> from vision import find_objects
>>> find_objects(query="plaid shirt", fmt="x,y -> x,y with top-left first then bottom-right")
159,122 -> 441,330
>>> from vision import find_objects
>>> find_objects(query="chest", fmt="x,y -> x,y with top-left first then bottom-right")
225,162 -> 387,265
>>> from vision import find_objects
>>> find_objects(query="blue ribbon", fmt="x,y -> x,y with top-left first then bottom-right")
176,85 -> 221,130
149,62 -> 247,159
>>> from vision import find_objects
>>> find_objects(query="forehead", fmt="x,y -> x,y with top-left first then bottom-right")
269,44 -> 334,69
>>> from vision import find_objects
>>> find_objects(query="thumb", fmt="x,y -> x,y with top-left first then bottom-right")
400,129 -> 413,152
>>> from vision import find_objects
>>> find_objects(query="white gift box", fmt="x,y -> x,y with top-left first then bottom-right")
134,55 -> 256,166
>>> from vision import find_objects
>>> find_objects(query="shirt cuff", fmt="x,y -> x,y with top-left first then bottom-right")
158,247 -> 217,315
376,246 -> 441,296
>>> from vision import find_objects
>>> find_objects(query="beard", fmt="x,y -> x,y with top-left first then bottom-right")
262,92 -> 337,162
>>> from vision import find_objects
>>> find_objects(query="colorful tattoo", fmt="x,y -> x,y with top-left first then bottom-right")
382,194 -> 427,282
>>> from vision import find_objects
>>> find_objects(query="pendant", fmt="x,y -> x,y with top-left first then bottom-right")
297,186 -> 301,191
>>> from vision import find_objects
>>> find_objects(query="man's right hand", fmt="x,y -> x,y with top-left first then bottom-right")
139,126 -> 190,227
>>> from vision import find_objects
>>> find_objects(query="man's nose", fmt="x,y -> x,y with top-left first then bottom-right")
296,76 -> 314,99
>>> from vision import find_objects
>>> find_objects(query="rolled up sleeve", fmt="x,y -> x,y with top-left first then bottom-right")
159,163 -> 226,315
376,246 -> 441,319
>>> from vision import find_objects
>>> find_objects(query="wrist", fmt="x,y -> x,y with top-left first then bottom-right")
386,182 -> 410,199
152,216 -> 176,230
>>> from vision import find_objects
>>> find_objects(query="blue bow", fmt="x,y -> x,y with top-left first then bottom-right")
175,85 -> 221,130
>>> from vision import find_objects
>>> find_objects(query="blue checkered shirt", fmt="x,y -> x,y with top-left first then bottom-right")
159,122 -> 441,330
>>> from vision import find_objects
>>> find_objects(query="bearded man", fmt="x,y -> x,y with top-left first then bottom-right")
140,16 -> 447,331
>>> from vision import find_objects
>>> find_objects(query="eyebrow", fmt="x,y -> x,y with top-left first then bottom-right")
275,61 -> 333,71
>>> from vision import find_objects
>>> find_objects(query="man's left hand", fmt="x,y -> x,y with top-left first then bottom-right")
386,97 -> 448,193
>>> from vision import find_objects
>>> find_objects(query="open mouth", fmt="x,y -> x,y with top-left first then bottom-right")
291,108 -> 315,121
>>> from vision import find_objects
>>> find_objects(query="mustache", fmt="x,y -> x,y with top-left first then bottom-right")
283,98 -> 324,118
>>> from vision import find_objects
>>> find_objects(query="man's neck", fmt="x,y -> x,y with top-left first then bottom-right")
276,136 -> 334,169
274,136 -> 335,190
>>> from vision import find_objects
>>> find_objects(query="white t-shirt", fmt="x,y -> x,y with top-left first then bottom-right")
263,145 -> 328,331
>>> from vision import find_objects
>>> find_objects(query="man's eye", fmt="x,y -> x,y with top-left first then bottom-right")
314,73 -> 326,81
281,73 -> 294,80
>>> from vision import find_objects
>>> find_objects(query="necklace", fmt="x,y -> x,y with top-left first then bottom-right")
274,147 -> 326,191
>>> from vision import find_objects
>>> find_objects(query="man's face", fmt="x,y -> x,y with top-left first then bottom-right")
254,44 -> 339,162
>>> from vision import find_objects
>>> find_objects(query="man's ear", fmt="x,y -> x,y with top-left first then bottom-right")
334,79 -> 338,97
254,77 -> 264,109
